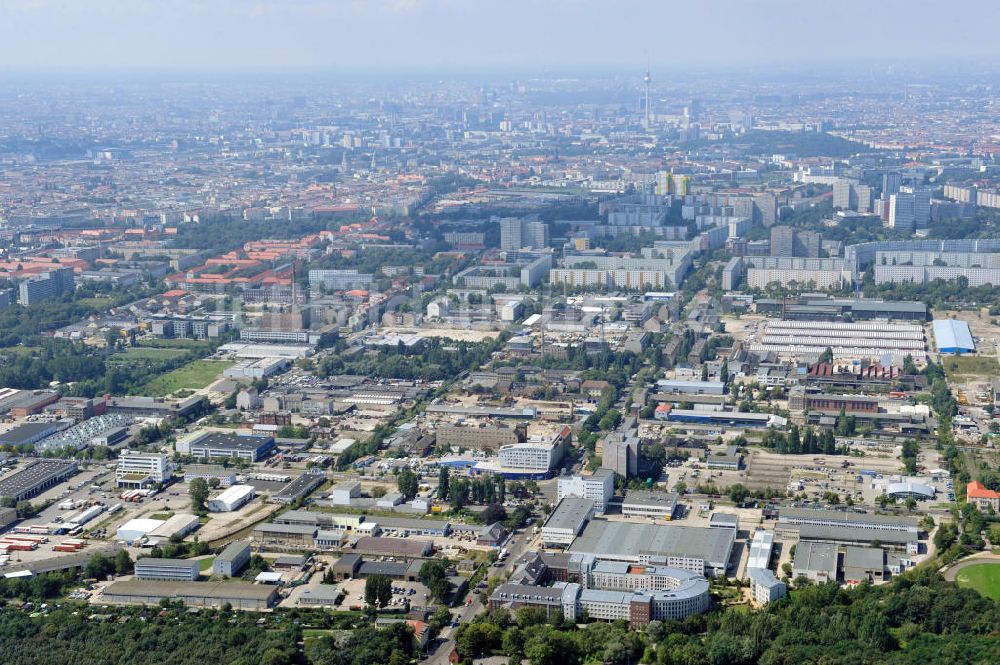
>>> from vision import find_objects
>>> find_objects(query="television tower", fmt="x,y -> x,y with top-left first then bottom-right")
643,60 -> 652,129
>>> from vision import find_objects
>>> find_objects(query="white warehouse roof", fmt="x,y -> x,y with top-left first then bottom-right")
932,319 -> 975,353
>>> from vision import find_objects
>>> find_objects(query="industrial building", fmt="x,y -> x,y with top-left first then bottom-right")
177,431 -> 276,462
0,422 -> 63,448
101,580 -> 278,611
134,557 -> 201,581
621,490 -> 679,520
271,473 -> 324,504
541,498 -> 595,547
182,465 -> 237,488
0,459 -> 77,502
207,485 -> 256,512
213,540 -> 252,577
932,319 -> 975,354
568,520 -> 735,577
252,523 -> 317,550
750,320 -> 927,361
776,507 -> 919,535
792,541 -> 839,583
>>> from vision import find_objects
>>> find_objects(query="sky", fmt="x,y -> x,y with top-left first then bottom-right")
0,0 -> 998,73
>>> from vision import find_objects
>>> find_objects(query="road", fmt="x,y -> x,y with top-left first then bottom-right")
421,526 -> 535,664
943,551 -> 1000,582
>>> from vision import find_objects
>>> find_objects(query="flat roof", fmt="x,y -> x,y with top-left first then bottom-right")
103,580 -> 276,601
135,557 -> 200,569
217,540 -> 251,562
569,520 -> 735,567
798,523 -> 916,545
622,490 -> 679,508
370,516 -> 450,530
191,432 -> 274,451
254,522 -> 317,535
793,541 -> 838,576
0,422 -> 59,445
843,546 -> 885,570
779,507 -> 918,531
543,498 -> 594,532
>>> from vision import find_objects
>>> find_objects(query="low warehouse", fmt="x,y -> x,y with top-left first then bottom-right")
101,580 -> 278,610
208,485 -> 256,512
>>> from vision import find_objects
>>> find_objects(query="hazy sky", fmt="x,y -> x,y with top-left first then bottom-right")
1,0 -> 997,73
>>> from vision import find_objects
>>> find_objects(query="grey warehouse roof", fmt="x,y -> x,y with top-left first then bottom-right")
569,520 -> 735,567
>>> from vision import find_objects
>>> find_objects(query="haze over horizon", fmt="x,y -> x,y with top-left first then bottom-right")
1,0 -> 998,74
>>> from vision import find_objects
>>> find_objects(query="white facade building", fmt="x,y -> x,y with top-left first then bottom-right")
557,470 -> 615,513
116,450 -> 174,488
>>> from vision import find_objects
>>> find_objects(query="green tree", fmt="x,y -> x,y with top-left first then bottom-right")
419,560 -> 451,602
439,466 -> 450,499
365,574 -> 392,610
397,469 -> 419,501
189,477 -> 210,513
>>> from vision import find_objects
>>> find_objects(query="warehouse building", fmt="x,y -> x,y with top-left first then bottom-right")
298,584 -> 344,607
208,485 -> 256,512
796,524 -> 919,554
0,422 -> 63,448
541,498 -> 595,547
932,319 -> 975,355
792,541 -> 839,583
134,557 -> 200,581
146,514 -> 200,545
843,546 -> 885,584
213,540 -> 251,577
183,465 -> 237,488
363,517 -> 451,537
746,530 -> 776,571
352,536 -> 433,558
252,523 -> 317,549
621,490 -> 679,521
101,580 -> 278,611
777,507 -> 919,535
271,473 -> 324,504
569,520 -> 735,577
749,320 -> 927,361
0,459 -> 77,502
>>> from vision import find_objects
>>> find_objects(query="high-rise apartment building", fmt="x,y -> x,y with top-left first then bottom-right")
18,267 -> 75,305
882,171 -> 902,197
500,217 -> 549,250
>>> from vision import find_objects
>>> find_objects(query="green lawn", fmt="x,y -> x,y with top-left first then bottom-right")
136,338 -> 216,350
198,557 -> 216,573
111,347 -> 190,364
955,563 -> 1000,601
942,355 -> 1000,378
139,359 -> 234,396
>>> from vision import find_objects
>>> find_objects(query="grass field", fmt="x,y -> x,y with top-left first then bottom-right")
942,355 -> 1000,378
955,562 -> 1000,601
198,557 -> 216,573
140,359 -> 233,396
136,338 -> 216,350
111,347 -> 190,364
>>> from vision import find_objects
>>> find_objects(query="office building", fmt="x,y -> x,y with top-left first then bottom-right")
116,450 -> 174,489
882,171 -> 902,197
557,469 -> 615,513
213,540 -> 252,577
748,567 -> 786,604
134,557 -> 201,581
497,437 -> 564,473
